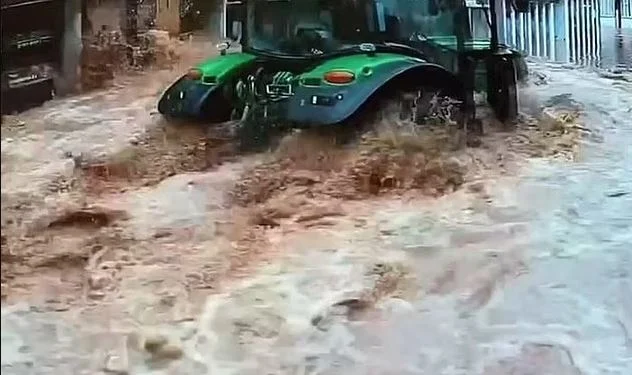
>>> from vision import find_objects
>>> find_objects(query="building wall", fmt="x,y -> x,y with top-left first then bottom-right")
86,0 -> 126,34
85,0 -> 180,35
155,0 -> 181,34
600,0 -> 632,18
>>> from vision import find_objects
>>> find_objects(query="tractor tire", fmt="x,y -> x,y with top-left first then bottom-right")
487,56 -> 519,123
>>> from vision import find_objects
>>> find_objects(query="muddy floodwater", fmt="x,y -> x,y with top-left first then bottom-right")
1,57 -> 631,375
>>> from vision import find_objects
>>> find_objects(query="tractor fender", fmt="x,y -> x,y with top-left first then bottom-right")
287,61 -> 464,126
157,75 -> 224,120
157,52 -> 258,121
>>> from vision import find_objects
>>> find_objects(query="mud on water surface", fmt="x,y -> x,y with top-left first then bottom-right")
0,62 -> 589,373
1,95 -> 582,304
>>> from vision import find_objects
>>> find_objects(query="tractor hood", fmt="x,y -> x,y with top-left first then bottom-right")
298,53 -> 426,85
193,52 -> 257,84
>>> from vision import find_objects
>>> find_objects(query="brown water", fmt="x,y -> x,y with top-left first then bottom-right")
1,60 -> 631,375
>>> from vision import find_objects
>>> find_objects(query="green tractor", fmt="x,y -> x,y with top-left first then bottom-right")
158,0 -> 531,148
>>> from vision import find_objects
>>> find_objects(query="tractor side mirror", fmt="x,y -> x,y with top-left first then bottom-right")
512,0 -> 530,12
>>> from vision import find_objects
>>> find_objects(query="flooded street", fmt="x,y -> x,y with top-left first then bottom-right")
183,65 -> 631,374
1,59 -> 631,375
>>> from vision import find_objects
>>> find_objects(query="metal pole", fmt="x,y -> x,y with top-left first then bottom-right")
519,13 -> 526,51
573,0 -> 580,61
535,2 -> 541,56
565,0 -> 571,62
588,0 -> 594,62
222,0 -> 227,39
500,0 -> 507,43
526,4 -> 532,55
510,4 -> 517,47
581,0 -> 587,62
547,3 -> 557,61
615,0 -> 622,28
596,0 -> 602,65
489,0 -> 500,49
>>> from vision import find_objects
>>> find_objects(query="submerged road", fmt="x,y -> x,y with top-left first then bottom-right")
341,63 -> 632,374
260,63 -> 631,375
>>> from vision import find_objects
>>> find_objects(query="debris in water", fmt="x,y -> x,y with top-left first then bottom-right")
47,207 -> 127,229
606,191 -> 629,198
294,205 -> 345,223
103,353 -> 129,375
231,130 -> 468,206
312,262 -> 409,331
141,332 -> 183,361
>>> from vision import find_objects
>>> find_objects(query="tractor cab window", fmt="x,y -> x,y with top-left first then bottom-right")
246,0 -> 375,56
396,0 -> 483,51
372,0 -> 474,47
243,0 -> 476,57
401,0 -> 459,40
466,0 -> 493,40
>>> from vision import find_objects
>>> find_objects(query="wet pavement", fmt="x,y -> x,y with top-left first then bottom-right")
1,61 -> 632,375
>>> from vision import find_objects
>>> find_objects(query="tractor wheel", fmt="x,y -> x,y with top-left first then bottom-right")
373,86 -> 467,131
409,86 -> 467,127
235,106 -> 289,153
307,85 -> 472,149
486,56 -> 519,124
344,84 -> 477,149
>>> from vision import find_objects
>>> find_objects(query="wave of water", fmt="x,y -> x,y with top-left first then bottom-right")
2,63 -> 631,375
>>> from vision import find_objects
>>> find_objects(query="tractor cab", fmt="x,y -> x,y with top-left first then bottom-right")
223,0 -> 527,121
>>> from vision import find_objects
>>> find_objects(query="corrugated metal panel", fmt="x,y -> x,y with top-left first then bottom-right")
500,0 -> 602,64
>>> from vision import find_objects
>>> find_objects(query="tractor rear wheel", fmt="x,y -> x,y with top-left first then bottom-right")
354,84 -> 475,148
